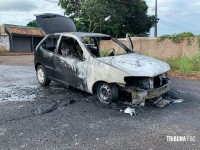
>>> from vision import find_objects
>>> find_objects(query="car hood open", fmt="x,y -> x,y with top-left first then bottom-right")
35,13 -> 77,34
96,53 -> 170,77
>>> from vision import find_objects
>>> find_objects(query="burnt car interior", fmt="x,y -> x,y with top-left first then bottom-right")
58,37 -> 83,61
40,36 -> 59,52
82,37 -> 100,57
40,34 -> 132,59
81,36 -> 132,58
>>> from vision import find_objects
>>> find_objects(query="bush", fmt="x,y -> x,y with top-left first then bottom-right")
165,54 -> 200,74
159,32 -> 195,45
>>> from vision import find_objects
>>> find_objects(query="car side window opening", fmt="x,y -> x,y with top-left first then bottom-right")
41,36 -> 59,52
58,37 -> 83,61
82,37 -> 100,57
81,36 -> 132,58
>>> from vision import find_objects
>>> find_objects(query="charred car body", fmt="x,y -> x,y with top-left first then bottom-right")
34,13 -> 170,106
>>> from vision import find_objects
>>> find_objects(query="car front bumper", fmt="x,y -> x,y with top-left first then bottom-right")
120,80 -> 170,105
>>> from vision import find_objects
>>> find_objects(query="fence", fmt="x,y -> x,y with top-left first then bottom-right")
100,37 -> 199,59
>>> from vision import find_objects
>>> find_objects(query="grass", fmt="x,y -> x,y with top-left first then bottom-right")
0,51 -> 6,56
100,51 -> 108,57
164,54 -> 200,74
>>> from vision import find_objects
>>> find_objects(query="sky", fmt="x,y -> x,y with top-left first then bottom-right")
0,0 -> 200,36
145,0 -> 200,36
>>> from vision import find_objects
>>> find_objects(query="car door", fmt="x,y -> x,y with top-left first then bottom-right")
38,35 -> 59,79
54,36 -> 87,90
41,48 -> 55,77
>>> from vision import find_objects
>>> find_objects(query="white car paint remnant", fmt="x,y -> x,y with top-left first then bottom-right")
124,107 -> 137,116
172,99 -> 185,104
97,53 -> 170,77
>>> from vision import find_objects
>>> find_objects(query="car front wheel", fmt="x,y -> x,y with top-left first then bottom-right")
97,82 -> 118,105
36,65 -> 51,86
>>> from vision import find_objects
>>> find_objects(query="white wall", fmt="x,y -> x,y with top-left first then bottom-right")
0,34 -> 10,51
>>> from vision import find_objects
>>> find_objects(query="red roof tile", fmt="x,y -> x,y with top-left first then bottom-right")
6,27 -> 45,36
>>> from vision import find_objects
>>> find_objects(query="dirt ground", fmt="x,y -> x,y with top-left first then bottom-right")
0,55 -> 200,150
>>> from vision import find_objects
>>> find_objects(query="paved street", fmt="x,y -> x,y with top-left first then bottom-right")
0,55 -> 200,150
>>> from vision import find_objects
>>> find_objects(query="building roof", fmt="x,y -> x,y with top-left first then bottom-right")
3,24 -> 40,29
2,24 -> 45,37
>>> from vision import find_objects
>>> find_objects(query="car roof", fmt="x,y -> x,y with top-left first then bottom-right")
54,32 -> 111,38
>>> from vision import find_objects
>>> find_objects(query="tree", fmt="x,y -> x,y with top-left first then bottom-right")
59,0 -> 154,37
27,20 -> 38,27
59,0 -> 109,32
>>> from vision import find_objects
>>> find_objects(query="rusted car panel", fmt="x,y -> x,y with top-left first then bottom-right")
34,13 -> 171,106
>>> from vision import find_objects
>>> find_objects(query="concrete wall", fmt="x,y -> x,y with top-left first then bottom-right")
100,37 -> 200,59
0,34 -> 9,52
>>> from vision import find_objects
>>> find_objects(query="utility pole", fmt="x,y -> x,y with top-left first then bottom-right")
154,0 -> 158,37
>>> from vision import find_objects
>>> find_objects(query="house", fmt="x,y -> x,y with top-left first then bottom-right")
0,24 -> 45,52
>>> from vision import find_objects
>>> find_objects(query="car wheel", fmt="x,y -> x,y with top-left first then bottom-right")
97,82 -> 118,105
36,65 -> 51,86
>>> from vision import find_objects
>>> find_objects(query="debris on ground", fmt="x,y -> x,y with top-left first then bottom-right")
63,98 -> 78,106
111,102 -> 126,110
152,89 -> 188,108
171,99 -> 185,104
153,98 -> 171,108
31,102 -> 57,115
30,88 -> 187,116
124,107 -> 137,116
164,90 -> 189,100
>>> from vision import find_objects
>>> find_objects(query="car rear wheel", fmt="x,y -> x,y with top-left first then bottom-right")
36,65 -> 51,86
97,82 -> 118,105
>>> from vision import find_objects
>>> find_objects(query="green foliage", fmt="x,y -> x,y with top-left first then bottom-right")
74,18 -> 89,32
100,51 -> 108,57
197,35 -> 200,50
58,0 -> 154,37
165,54 -> 200,74
27,20 -> 38,27
159,32 -> 195,45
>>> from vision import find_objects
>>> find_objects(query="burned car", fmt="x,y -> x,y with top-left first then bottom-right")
34,13 -> 170,106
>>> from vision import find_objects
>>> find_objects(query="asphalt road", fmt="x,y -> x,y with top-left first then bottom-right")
0,55 -> 200,150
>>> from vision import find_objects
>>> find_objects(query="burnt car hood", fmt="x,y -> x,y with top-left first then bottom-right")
96,53 -> 170,77
35,13 -> 77,34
